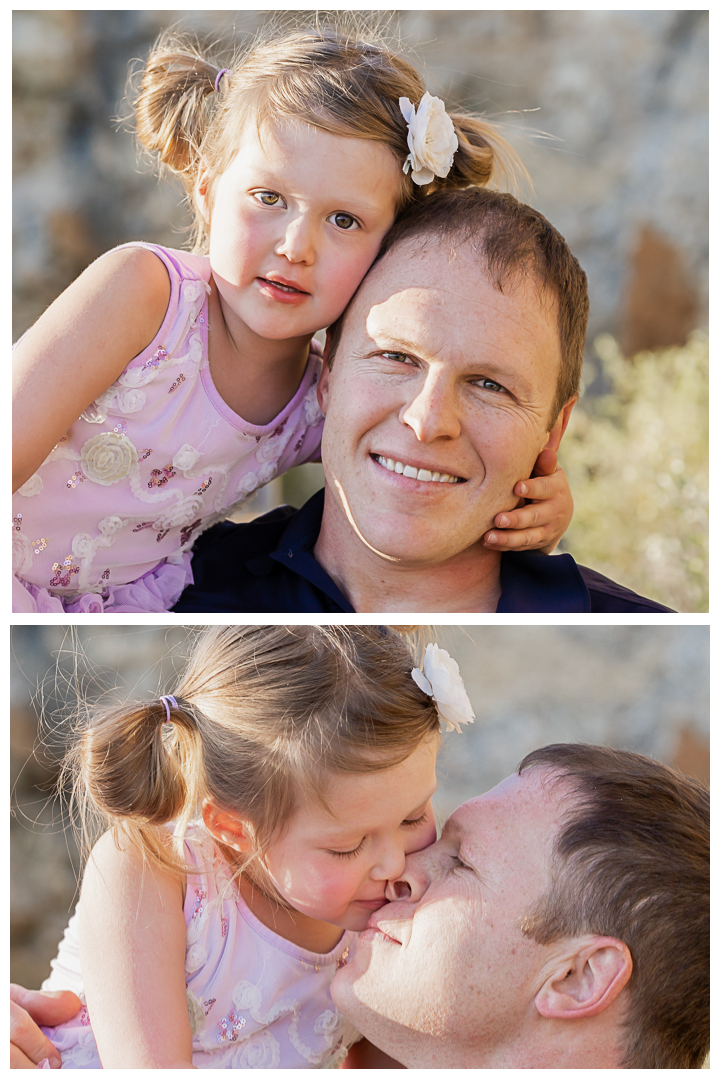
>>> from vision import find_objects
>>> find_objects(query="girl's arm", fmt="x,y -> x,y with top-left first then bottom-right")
12,247 -> 171,492
482,447 -> 573,555
78,830 -> 195,1069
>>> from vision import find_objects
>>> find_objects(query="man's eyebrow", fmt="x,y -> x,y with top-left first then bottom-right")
364,332 -> 423,355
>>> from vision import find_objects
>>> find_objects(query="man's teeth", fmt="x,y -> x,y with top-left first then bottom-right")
374,455 -> 460,483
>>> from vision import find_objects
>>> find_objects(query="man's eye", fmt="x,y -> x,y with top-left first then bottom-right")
475,378 -> 505,393
329,212 -> 359,231
254,191 -> 285,207
451,855 -> 470,871
381,351 -> 410,364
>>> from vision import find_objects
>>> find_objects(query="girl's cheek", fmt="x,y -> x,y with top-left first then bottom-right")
407,814 -> 438,856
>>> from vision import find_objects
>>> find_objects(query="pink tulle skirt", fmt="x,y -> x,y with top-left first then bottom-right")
13,553 -> 194,614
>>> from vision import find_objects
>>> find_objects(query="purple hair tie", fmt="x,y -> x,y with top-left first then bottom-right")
214,68 -> 230,93
160,695 -> 178,723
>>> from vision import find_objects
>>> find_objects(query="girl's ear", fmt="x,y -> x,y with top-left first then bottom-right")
195,166 -> 213,225
202,798 -> 254,852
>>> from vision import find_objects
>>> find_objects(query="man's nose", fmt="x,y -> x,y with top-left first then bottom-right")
275,214 -> 315,265
399,370 -> 462,442
385,848 -> 431,902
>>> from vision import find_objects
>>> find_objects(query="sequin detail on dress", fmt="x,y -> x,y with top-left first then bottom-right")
12,242 -> 325,613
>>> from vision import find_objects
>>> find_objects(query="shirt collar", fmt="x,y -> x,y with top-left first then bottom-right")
265,489 -> 590,613
269,489 -> 355,612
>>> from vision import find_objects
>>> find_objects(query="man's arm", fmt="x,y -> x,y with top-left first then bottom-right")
10,986 -> 81,1068
343,1037 -> 405,1068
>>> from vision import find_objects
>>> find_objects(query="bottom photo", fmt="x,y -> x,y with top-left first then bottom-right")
11,624 -> 709,1069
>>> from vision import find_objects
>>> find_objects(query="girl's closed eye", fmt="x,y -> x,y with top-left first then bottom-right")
329,838 -> 366,859
402,811 -> 428,828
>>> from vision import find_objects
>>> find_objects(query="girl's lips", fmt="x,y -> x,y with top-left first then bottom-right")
354,897 -> 389,911
256,277 -> 310,304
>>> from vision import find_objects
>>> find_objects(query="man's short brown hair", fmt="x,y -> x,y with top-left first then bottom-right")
327,188 -> 589,424
518,743 -> 709,1069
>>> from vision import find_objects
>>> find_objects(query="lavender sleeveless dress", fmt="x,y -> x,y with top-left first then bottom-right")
12,243 -> 324,612
41,825 -> 361,1068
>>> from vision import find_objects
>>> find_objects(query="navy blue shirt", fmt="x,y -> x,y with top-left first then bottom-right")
173,489 -> 674,614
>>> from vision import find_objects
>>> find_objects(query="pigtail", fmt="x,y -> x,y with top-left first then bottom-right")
433,112 -> 530,196
132,31 -> 226,190
66,694 -> 204,874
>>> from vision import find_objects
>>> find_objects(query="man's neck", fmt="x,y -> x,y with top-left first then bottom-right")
313,506 -> 503,613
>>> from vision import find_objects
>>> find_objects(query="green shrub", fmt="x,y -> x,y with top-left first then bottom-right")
560,331 -> 708,612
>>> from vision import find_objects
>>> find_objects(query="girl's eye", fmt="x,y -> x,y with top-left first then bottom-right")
402,812 -> 428,828
475,377 -> 506,393
329,212 -> 359,231
254,191 -> 285,207
329,839 -> 365,860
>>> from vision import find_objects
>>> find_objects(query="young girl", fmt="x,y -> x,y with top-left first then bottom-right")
12,24 -> 573,613
38,625 -> 473,1068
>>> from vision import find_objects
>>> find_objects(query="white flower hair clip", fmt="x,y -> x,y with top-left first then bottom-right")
399,92 -> 459,186
411,643 -> 475,733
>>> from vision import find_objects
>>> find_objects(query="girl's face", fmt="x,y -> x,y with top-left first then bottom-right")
198,119 -> 400,344
262,737 -> 439,932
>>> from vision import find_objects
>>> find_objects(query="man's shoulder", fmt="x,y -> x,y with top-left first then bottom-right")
192,504 -> 298,559
499,551 -> 674,613
576,563 -> 675,613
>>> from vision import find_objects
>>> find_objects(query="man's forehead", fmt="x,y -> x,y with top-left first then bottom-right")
447,770 -> 564,849
361,235 -> 488,300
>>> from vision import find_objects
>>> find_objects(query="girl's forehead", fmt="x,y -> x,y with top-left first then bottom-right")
291,741 -> 439,830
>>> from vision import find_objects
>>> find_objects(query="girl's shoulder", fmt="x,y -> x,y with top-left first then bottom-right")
97,241 -> 211,293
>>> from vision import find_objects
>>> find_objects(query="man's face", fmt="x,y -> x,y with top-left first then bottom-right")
331,770 -> 561,1065
318,240 -> 571,566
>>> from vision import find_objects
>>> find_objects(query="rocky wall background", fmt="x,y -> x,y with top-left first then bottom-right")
13,9 -> 707,351
11,624 -> 709,988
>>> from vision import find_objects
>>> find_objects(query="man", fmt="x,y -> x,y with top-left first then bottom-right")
12,744 -> 708,1068
174,190 -> 672,612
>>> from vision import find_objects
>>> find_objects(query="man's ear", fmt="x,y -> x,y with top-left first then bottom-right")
201,798 -> 254,853
544,396 -> 577,454
318,353 -> 331,416
535,936 -> 632,1020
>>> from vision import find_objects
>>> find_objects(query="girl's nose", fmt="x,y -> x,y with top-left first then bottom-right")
276,215 -> 315,265
372,841 -> 407,884
399,370 -> 462,442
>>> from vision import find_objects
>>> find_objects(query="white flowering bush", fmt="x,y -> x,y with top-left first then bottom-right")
559,331 -> 708,612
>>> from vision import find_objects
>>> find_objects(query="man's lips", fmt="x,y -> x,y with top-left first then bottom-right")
371,453 -> 466,485
360,912 -> 402,945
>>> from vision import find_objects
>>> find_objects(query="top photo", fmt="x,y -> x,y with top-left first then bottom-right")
12,10 -> 708,614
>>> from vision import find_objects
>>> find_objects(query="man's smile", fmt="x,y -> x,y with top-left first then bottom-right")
370,453 -> 466,485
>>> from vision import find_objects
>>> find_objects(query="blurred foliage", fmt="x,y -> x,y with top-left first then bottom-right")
560,331 -> 708,612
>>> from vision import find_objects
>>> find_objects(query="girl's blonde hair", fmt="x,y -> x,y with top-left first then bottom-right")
132,20 -> 526,251
65,626 -> 439,891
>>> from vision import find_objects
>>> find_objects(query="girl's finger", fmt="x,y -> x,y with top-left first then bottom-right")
514,474 -> 554,500
483,527 -> 546,550
493,504 -> 548,531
